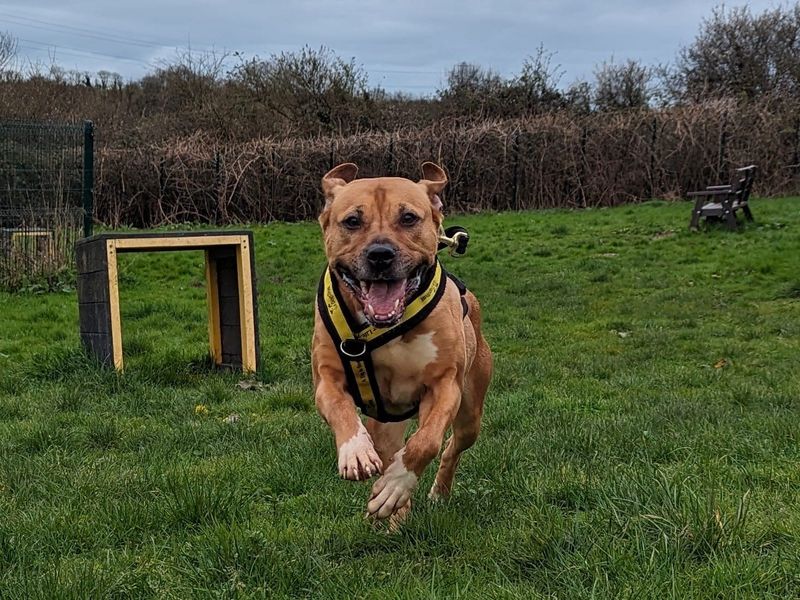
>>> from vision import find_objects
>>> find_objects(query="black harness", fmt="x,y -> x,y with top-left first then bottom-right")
317,259 -> 469,422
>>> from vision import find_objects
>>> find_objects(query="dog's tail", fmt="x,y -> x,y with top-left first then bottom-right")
465,290 -> 493,401
464,291 -> 483,331
466,291 -> 492,359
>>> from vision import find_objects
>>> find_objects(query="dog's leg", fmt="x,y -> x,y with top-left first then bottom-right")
428,393 -> 484,499
367,377 -> 461,520
315,375 -> 383,481
428,408 -> 480,500
366,418 -> 408,468
430,339 -> 492,500
366,418 -> 412,529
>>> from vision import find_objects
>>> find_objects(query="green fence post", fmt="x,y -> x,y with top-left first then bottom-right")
82,120 -> 94,237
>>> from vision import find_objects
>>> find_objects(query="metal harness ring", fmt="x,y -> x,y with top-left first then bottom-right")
339,339 -> 367,359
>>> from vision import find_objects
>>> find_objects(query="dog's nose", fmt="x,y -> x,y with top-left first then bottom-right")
365,243 -> 397,270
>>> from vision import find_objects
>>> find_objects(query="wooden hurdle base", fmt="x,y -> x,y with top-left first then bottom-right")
76,231 -> 260,373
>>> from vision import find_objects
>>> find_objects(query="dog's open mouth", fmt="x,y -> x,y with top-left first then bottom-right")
336,264 -> 428,327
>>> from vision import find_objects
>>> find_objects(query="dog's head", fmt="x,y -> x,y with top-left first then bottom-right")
319,162 -> 448,327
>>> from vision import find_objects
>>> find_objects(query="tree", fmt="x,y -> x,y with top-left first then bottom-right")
675,4 -> 800,101
96,70 -> 122,89
0,31 -> 17,72
439,47 -> 565,120
438,62 -> 507,118
514,45 -> 564,113
593,58 -> 652,111
132,48 -> 229,132
445,62 -> 503,93
564,80 -> 592,114
232,46 -> 370,136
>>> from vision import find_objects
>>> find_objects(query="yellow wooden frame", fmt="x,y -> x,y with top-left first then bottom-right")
7,229 -> 55,260
103,234 -> 257,373
234,236 -> 257,373
10,230 -> 52,240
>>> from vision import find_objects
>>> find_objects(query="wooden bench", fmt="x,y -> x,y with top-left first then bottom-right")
76,231 -> 260,373
688,165 -> 757,230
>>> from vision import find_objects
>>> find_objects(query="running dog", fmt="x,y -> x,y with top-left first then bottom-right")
312,162 -> 492,524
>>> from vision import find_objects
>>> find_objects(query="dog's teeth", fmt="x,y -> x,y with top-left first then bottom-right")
360,282 -> 368,293
367,304 -> 375,317
387,310 -> 395,318
393,299 -> 400,310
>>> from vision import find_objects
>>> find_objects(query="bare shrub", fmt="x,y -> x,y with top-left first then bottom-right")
594,59 -> 652,111
439,62 -> 509,120
514,46 -> 565,114
231,46 -> 371,137
439,47 -> 564,120
92,97 -> 800,227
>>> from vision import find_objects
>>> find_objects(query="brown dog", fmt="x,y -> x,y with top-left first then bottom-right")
312,162 -> 492,523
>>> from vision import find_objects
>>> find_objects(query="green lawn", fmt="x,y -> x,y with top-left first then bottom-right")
1,198 -> 799,599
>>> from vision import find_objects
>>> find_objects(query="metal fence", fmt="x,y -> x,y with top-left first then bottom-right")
0,120 -> 93,290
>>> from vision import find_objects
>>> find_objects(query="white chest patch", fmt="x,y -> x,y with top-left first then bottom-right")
373,332 -> 438,405
374,332 -> 438,371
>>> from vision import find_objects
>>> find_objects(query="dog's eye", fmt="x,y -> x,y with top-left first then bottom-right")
400,212 -> 420,227
342,215 -> 362,230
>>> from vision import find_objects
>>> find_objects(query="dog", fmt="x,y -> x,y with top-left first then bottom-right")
312,161 -> 493,524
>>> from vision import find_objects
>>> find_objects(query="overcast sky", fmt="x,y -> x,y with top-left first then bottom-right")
0,0 -> 783,94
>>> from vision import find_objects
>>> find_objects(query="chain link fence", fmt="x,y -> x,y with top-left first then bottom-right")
0,120 -> 93,290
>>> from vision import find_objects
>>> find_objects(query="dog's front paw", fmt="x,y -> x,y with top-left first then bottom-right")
366,451 -> 418,520
427,479 -> 449,502
338,423 -> 383,481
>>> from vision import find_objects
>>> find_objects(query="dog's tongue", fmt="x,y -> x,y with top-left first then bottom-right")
365,279 -> 406,319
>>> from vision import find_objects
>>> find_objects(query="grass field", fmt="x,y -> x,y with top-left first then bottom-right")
1,198 -> 799,598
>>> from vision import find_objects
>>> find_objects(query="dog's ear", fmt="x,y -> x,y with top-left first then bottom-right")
319,163 -> 357,228
418,162 -> 447,213
321,163 -> 358,206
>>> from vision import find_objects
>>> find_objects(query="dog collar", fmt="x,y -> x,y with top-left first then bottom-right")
317,260 -> 447,422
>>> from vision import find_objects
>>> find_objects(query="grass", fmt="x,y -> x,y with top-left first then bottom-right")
1,198 -> 799,598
